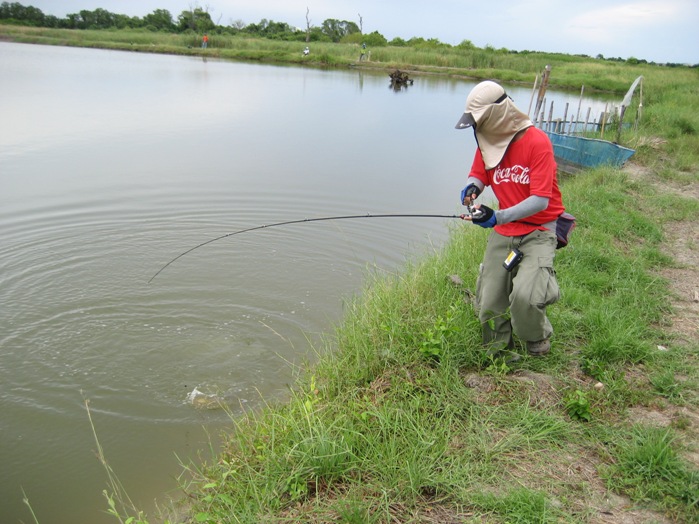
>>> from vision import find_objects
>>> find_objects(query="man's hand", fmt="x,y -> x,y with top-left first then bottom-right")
460,183 -> 481,206
468,204 -> 496,228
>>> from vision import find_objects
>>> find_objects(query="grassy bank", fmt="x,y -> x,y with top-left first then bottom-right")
7,26 -> 697,523
2,24 -> 698,94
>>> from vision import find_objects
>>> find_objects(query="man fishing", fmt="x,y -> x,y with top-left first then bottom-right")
455,80 -> 566,361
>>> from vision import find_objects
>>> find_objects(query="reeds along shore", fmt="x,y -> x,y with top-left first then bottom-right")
1,23 -> 696,94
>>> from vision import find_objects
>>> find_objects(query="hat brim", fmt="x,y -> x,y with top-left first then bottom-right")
455,112 -> 476,129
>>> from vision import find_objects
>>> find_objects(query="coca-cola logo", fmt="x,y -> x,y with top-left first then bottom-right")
493,165 -> 530,185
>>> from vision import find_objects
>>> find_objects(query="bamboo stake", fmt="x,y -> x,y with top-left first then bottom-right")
600,103 -> 609,139
635,78 -> 643,131
547,100 -> 554,132
528,74 -> 539,117
532,65 -> 551,124
616,104 -> 626,143
536,96 -> 547,127
574,85 -> 584,134
584,107 -> 591,133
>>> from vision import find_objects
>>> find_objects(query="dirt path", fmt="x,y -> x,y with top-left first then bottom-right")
563,159 -> 699,523
623,162 -> 699,345
595,162 -> 699,523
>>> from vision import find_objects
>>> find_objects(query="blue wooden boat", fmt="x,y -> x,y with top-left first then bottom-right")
531,71 -> 642,174
545,130 -> 636,174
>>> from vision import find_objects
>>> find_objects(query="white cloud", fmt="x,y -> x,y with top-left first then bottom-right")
566,0 -> 682,41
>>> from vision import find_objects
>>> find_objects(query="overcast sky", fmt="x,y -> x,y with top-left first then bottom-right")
25,0 -> 698,64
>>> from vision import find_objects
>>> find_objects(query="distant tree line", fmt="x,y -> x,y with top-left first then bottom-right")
0,1 -> 692,66
0,2 -> 390,45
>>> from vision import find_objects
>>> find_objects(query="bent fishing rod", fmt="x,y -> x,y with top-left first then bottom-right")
148,213 -> 467,283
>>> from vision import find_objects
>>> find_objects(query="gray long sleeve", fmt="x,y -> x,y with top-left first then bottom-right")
494,195 -> 550,225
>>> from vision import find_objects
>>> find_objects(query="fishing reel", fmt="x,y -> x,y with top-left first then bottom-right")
469,205 -> 487,220
462,204 -> 486,221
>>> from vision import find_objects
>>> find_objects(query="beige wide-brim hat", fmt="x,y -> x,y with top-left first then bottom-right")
455,80 -> 533,169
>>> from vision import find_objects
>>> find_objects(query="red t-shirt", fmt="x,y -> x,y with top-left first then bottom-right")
469,126 -> 565,237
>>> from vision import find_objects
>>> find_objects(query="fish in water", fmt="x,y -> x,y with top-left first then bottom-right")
185,387 -> 225,410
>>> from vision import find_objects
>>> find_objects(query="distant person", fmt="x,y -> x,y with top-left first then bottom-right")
303,46 -> 310,56
456,80 -> 567,361
360,42 -> 366,61
201,34 -> 208,49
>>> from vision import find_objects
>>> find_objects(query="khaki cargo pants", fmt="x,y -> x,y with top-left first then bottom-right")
474,229 -> 560,350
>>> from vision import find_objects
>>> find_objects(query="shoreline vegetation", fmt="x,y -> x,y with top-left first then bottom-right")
5,23 -> 698,524
1,23 -> 697,94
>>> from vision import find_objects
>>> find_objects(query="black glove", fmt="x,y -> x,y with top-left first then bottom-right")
471,204 -> 497,228
460,183 -> 481,205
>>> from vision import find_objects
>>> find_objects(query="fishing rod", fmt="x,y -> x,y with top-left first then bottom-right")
148,213 -> 465,283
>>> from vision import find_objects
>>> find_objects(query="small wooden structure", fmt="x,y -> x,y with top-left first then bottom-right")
389,69 -> 413,89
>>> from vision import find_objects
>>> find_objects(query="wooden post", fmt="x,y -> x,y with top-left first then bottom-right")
528,74 -> 539,117
536,96 -> 547,127
532,65 -> 551,124
600,103 -> 609,139
574,85 -> 584,134
584,107 -> 591,133
616,105 -> 627,143
305,7 -> 311,43
542,97 -> 547,126
547,100 -> 554,132
635,79 -> 643,131
562,102 -> 569,133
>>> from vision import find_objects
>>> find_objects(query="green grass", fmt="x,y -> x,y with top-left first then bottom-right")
602,426 -> 699,519
7,24 -> 697,523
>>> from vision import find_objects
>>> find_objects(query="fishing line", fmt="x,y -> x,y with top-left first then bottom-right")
148,213 -> 463,283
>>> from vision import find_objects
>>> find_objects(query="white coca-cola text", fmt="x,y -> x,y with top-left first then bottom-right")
493,165 -> 530,185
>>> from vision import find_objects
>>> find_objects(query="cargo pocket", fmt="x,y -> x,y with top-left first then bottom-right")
474,263 -> 484,313
530,256 -> 560,307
